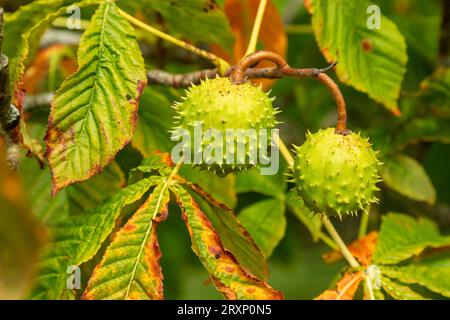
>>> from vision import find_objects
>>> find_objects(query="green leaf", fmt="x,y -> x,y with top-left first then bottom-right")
381,154 -> 436,204
380,276 -> 427,300
132,88 -> 174,157
238,199 -> 286,258
395,117 -> 450,147
286,191 -> 322,242
382,258 -> 450,298
67,161 -> 125,215
83,182 -> 170,300
20,157 -> 68,226
128,153 -> 174,184
236,167 -> 286,199
30,176 -> 161,299
3,0 -> 103,89
170,184 -> 283,300
373,213 -> 450,265
306,0 -> 407,112
185,184 -> 269,281
417,67 -> 450,117
131,0 -> 234,48
45,1 -> 147,194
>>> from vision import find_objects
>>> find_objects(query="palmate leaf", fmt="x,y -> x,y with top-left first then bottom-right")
83,182 -> 170,300
373,213 -> 450,265
30,176 -> 162,299
3,0 -> 103,89
171,184 -> 283,300
45,1 -> 147,194
238,198 -> 286,258
382,258 -> 450,298
381,154 -> 436,205
306,0 -> 407,112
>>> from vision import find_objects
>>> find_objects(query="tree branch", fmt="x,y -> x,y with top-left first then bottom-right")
147,51 -> 345,133
0,7 -> 20,170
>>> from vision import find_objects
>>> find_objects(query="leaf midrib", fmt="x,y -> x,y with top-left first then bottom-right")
123,182 -> 168,300
77,2 -> 109,150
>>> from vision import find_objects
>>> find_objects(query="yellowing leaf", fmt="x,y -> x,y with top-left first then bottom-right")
323,231 -> 378,267
171,184 -> 283,300
45,2 -> 147,194
83,183 -> 170,300
182,181 -> 269,281
315,271 -> 364,300
306,0 -> 407,113
212,0 -> 287,88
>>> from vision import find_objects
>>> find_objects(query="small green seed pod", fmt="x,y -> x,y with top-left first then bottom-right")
292,128 -> 381,219
172,77 -> 278,176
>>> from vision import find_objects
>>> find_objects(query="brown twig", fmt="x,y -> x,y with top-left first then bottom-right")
147,51 -> 347,132
147,69 -> 220,88
0,7 -> 20,170
230,51 -> 347,134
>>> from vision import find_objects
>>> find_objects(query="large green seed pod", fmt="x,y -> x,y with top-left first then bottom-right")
293,128 -> 381,218
172,77 -> 278,176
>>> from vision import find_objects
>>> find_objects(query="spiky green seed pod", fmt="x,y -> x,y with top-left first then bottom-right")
172,77 -> 278,176
292,128 -> 381,219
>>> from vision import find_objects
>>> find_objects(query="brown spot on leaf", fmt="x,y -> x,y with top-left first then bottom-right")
175,190 -> 283,300
361,39 -> 373,53
154,204 -> 169,223
225,266 -> 234,273
123,223 -> 137,232
154,151 -> 175,167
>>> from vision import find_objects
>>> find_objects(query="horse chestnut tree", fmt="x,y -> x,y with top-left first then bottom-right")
0,0 -> 449,302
